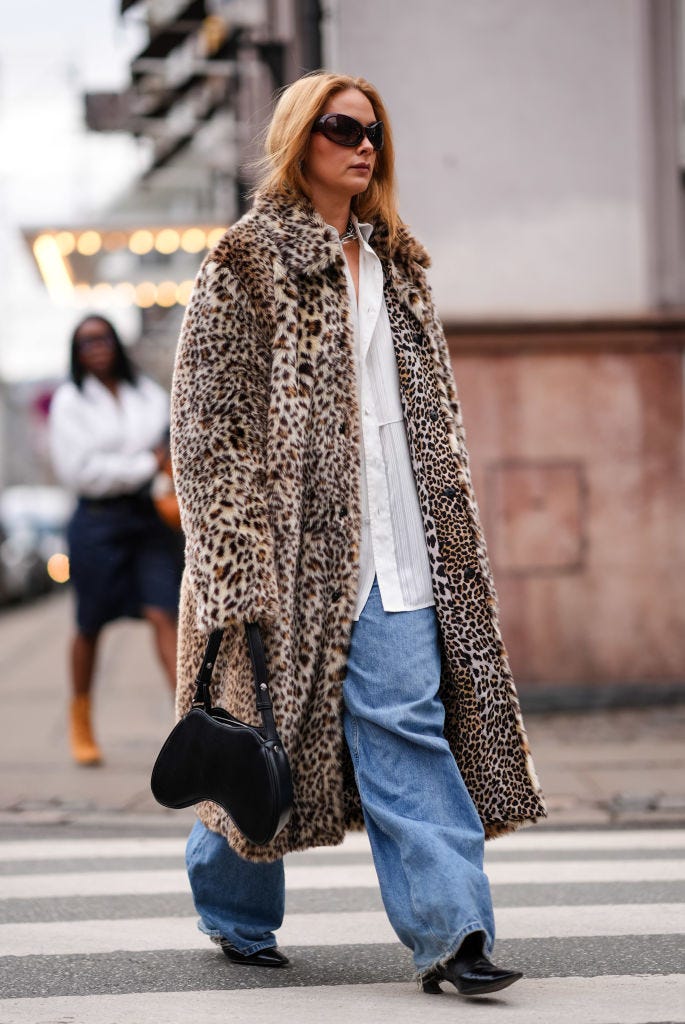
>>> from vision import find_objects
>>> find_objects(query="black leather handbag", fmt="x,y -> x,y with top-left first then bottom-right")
151,622 -> 293,846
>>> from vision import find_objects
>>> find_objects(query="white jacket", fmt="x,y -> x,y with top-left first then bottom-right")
49,374 -> 169,498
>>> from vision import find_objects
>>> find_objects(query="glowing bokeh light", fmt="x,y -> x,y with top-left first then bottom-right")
113,282 -> 136,305
180,227 -> 206,253
135,281 -> 157,307
47,553 -> 70,584
155,229 -> 180,254
176,279 -> 194,305
129,230 -> 154,255
32,235 -> 74,303
55,232 -> 76,255
91,283 -> 113,302
206,227 -> 226,248
157,280 -> 177,307
76,231 -> 102,256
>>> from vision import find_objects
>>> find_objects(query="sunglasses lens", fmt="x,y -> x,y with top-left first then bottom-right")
367,122 -> 384,151
77,333 -> 114,349
323,114 -> 362,147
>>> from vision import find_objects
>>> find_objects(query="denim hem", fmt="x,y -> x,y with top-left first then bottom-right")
414,923 -> 493,980
199,921 -> 278,957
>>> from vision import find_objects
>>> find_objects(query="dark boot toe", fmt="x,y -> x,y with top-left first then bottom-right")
435,954 -> 522,996
446,956 -> 522,996
219,941 -> 289,967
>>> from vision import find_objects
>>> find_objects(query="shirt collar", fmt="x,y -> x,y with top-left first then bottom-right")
352,215 -> 374,246
331,215 -> 374,248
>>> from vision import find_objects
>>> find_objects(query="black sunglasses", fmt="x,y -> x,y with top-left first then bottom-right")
311,113 -> 384,151
76,332 -> 115,349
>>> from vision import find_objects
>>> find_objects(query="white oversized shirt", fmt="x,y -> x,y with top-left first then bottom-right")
49,374 -> 169,498
340,219 -> 434,620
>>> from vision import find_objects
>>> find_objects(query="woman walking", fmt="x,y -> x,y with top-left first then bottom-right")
50,316 -> 183,765
171,72 -> 546,996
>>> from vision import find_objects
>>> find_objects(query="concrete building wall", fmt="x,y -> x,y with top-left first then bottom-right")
324,0 -> 677,317
325,0 -> 685,700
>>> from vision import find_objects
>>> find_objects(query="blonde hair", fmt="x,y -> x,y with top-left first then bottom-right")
255,72 -> 400,247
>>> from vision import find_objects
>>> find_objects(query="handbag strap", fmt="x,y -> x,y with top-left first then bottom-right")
191,623 -> 279,743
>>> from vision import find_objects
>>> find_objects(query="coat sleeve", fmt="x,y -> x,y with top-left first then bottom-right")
171,255 -> 280,632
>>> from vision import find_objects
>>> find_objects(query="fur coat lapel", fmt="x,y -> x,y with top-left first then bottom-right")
253,192 -> 435,334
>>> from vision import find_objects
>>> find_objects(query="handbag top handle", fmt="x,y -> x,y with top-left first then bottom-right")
191,623 -> 279,743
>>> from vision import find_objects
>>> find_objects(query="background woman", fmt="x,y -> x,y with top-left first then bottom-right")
172,73 -> 546,997
50,315 -> 182,765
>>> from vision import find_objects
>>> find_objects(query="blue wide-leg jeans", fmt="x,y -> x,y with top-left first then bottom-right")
186,579 -> 495,973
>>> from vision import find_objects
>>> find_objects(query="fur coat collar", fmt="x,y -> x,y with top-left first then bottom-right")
251,190 -> 431,275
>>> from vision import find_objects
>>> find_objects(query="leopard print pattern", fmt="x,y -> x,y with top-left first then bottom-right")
385,283 -> 546,835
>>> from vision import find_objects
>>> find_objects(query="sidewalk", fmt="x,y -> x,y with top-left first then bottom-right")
0,591 -> 683,829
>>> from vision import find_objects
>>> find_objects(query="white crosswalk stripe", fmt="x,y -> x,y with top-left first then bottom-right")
2,855 -> 684,900
3,978 -> 685,1024
0,903 -> 683,957
0,825 -> 683,1024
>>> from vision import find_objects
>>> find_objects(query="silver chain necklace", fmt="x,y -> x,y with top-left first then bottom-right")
339,217 -> 356,245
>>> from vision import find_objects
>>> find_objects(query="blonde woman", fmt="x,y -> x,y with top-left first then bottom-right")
171,72 -> 545,997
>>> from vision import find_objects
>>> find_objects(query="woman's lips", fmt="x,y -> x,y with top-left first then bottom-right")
350,163 -> 371,171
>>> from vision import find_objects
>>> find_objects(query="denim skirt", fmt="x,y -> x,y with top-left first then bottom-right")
67,492 -> 183,635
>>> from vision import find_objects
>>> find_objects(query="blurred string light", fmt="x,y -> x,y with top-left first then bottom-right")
135,282 -> 157,308
32,235 -> 74,303
55,232 -> 76,255
113,282 -> 137,305
155,229 -> 180,254
29,226 -> 224,306
91,282 -> 113,301
181,228 -> 206,252
156,280 -> 178,307
129,229 -> 154,255
76,231 -> 102,255
68,280 -> 197,308
176,280 -> 194,304
207,227 -> 225,247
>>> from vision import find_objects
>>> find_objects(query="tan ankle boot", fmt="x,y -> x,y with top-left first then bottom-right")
69,695 -> 102,766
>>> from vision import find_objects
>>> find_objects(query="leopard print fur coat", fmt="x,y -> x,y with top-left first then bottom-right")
171,190 -> 546,862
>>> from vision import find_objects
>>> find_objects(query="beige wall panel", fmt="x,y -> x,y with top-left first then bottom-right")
453,346 -> 685,687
